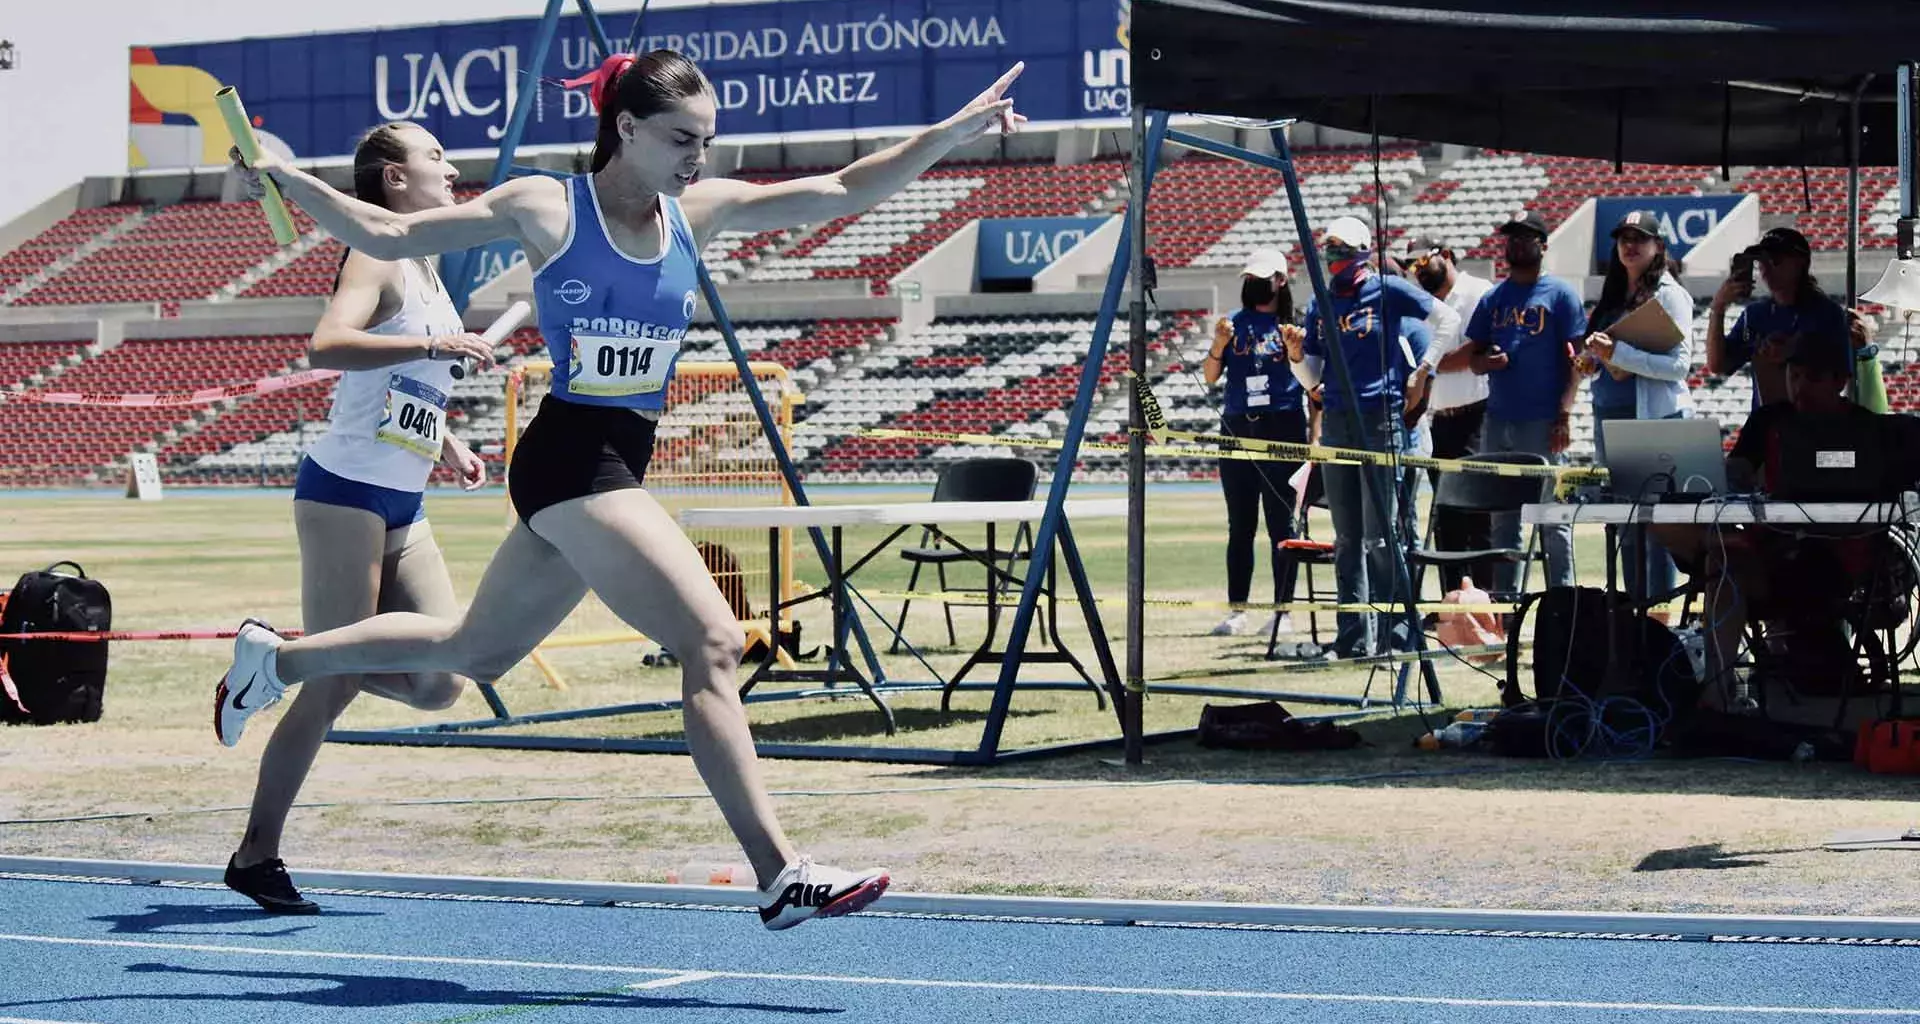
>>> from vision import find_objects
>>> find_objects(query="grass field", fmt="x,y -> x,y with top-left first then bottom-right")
2,486 -> 1919,917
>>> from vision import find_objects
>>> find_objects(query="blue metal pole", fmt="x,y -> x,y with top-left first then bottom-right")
622,0 -> 656,53
447,0 -> 571,310
1269,125 -> 1432,696
696,264 -> 887,683
574,0 -> 617,57
1165,129 -> 1294,176
975,110 -> 1171,760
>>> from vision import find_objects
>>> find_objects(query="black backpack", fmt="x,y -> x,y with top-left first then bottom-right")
0,561 -> 112,725
1504,585 -> 1699,724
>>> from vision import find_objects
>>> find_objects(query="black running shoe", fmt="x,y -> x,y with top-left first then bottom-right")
224,855 -> 319,914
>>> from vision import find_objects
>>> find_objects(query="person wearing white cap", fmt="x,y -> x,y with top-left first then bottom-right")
1285,215 -> 1461,657
1203,249 -> 1309,636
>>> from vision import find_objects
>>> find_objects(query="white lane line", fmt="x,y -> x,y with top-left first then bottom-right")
625,971 -> 717,991
0,933 -> 679,979
0,932 -> 1912,1018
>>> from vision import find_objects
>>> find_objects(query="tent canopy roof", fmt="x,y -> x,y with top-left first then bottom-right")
1134,2 -> 1920,166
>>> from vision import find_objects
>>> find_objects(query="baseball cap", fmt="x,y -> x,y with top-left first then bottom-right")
1396,235 -> 1447,261
1239,248 -> 1289,279
1496,208 -> 1550,241
1746,226 -> 1812,260
1610,210 -> 1662,239
1321,216 -> 1373,250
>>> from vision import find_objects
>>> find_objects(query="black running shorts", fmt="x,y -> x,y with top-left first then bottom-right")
507,394 -> 660,523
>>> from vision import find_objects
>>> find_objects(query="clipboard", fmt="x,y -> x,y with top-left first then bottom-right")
1607,297 -> 1686,353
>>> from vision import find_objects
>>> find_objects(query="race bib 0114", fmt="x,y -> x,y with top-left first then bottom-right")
375,374 -> 447,459
568,333 -> 681,397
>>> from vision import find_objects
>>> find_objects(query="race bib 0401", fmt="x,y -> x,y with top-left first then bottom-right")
568,333 -> 681,397
375,374 -> 446,459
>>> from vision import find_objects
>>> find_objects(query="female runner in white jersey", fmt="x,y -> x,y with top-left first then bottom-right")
217,51 -> 1026,931
222,122 -> 497,914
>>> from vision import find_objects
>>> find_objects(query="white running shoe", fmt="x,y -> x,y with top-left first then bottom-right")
1270,613 -> 1295,636
214,619 -> 287,748
1210,611 -> 1249,637
757,856 -> 889,931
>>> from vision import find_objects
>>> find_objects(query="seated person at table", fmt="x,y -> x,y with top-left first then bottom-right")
1652,338 -> 1913,709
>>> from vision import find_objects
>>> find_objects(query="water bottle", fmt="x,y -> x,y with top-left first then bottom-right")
666,863 -> 757,887
1416,720 -> 1489,750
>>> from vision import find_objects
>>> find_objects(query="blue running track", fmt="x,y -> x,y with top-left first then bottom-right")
0,871 -> 1916,1022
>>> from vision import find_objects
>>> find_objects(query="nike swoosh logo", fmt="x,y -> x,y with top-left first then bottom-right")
230,676 -> 257,711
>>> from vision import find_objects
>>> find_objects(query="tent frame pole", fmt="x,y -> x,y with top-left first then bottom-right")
1123,103 -> 1149,765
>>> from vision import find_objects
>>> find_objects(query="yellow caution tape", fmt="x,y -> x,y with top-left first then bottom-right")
860,428 -> 1356,464
852,588 -> 1520,615
1153,641 -> 1517,679
856,377 -> 1604,496
1129,373 -> 1607,489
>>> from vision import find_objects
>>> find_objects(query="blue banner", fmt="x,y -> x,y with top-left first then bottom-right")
131,0 -> 1134,170
977,216 -> 1109,280
1590,195 -> 1746,269
444,239 -> 526,294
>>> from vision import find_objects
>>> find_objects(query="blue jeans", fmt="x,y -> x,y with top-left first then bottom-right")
1319,409 -> 1412,655
1480,416 -> 1576,595
1592,405 -> 1681,603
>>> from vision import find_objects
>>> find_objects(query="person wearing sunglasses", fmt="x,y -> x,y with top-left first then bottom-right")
1285,216 -> 1460,658
1705,227 -> 1850,407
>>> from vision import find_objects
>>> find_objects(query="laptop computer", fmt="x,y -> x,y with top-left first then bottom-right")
1769,413 -> 1900,503
1601,418 -> 1728,501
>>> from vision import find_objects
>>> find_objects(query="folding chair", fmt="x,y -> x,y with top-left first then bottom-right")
889,457 -> 1039,652
1268,463 -> 1336,657
1407,452 -> 1550,607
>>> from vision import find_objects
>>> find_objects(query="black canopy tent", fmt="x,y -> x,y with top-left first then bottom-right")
1133,1 -> 1920,169
1102,2 -> 1920,762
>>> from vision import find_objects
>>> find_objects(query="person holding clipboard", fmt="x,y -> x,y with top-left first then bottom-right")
1579,210 -> 1696,604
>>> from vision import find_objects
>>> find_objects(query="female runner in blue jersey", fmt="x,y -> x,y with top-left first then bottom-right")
223,121 -> 496,914
218,50 -> 1026,931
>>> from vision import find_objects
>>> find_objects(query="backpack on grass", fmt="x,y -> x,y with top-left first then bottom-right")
0,561 -> 112,725
1501,586 -> 1699,747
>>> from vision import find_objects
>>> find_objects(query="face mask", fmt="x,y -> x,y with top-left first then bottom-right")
1241,275 -> 1276,309
1330,252 -> 1372,293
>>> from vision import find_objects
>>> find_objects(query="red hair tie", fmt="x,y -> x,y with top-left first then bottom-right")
560,52 -> 636,111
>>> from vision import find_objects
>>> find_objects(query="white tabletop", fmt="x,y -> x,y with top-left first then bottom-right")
680,498 -> 1129,530
1522,495 -> 1920,526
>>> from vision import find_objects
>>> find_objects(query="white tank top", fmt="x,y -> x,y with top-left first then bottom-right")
303,258 -> 464,493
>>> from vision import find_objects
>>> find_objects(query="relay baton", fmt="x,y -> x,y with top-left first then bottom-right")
451,300 -> 533,380
213,87 -> 299,246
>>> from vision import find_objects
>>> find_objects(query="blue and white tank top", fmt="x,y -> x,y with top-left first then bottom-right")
303,258 -> 463,493
532,175 -> 702,411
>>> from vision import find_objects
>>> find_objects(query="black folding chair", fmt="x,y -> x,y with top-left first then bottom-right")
889,457 -> 1039,652
1407,451 -> 1550,606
